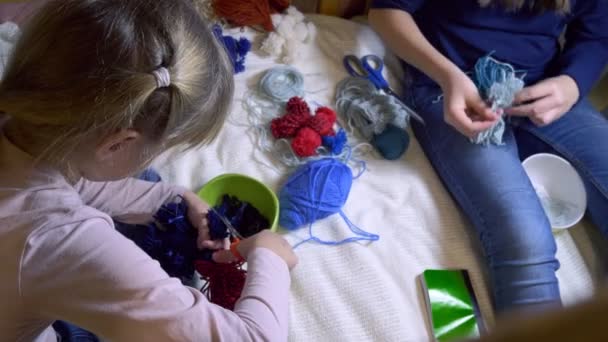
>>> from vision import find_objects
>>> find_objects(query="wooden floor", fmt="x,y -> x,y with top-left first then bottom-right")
590,75 -> 608,112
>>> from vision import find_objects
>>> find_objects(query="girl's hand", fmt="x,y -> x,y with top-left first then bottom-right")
181,191 -> 212,250
440,71 -> 500,138
236,230 -> 298,270
506,75 -> 579,126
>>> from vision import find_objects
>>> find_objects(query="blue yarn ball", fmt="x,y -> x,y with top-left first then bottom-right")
371,124 -> 410,160
279,159 -> 353,230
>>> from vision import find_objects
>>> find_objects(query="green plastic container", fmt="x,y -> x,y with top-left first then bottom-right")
420,269 -> 485,341
197,174 -> 279,232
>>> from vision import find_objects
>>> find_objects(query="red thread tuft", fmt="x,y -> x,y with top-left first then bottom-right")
212,0 -> 275,32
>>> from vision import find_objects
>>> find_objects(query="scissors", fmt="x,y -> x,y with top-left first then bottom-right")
209,207 -> 245,261
209,207 -> 244,240
343,54 -> 424,123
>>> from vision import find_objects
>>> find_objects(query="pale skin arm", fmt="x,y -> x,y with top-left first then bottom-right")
506,75 -> 580,126
369,8 -> 499,138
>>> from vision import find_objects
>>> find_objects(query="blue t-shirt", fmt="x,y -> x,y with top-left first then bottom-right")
371,0 -> 608,96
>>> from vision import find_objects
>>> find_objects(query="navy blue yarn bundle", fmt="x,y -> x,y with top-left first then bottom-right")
207,194 -> 270,239
121,200 -> 207,281
212,24 -> 252,74
120,196 -> 269,282
279,158 -> 379,248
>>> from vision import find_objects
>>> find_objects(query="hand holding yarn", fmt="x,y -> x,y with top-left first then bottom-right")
182,191 -> 212,249
506,75 -> 579,126
440,69 -> 500,139
236,230 -> 298,270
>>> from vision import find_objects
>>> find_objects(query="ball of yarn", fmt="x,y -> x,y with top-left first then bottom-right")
371,124 -> 410,161
308,107 -> 337,136
270,98 -> 312,139
259,67 -> 305,103
279,159 -> 353,230
336,77 -> 415,158
271,111 -> 311,139
286,96 -> 311,116
291,127 -> 322,157
212,0 -> 274,32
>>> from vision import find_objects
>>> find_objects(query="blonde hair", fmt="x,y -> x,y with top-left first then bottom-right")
479,0 -> 571,13
0,0 -> 234,163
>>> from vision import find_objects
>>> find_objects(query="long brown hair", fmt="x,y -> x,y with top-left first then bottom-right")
0,0 -> 234,164
479,0 -> 571,13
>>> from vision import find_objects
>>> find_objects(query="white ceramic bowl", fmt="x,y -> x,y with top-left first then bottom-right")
522,153 -> 587,230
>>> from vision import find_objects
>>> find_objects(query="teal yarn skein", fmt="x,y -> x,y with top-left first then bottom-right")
335,77 -> 414,160
279,158 -> 379,248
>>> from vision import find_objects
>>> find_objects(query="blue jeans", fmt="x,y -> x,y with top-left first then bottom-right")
408,85 -> 608,313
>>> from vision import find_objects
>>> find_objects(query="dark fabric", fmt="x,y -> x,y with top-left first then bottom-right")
370,0 -> 608,98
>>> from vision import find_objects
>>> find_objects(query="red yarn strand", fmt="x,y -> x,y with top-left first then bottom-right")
196,260 -> 247,311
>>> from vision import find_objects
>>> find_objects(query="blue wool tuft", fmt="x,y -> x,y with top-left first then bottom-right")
322,129 -> 348,155
279,159 -> 379,247
471,54 -> 525,146
237,38 -> 252,57
371,124 -> 410,160
212,24 -> 251,74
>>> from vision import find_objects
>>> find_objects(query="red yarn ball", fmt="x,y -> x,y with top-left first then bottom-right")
271,117 -> 296,139
270,111 -> 312,139
315,107 -> 337,125
291,127 -> 322,157
307,107 -> 337,136
286,97 -> 311,117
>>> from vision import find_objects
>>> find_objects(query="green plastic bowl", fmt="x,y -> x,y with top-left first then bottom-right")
197,174 -> 279,232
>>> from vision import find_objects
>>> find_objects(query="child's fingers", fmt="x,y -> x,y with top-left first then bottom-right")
198,239 -> 224,250
212,249 -> 240,264
197,223 -> 210,241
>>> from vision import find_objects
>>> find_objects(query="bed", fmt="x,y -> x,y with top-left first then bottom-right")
0,2 -> 605,341
153,10 -> 605,342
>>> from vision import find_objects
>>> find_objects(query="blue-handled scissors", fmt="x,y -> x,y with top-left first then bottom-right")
343,54 -> 424,123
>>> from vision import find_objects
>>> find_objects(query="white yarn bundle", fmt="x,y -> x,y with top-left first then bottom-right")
260,6 -> 317,65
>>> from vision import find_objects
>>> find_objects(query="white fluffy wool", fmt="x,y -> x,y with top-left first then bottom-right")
260,6 -> 317,65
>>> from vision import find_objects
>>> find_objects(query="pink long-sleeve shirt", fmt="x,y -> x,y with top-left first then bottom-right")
0,130 -> 291,341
